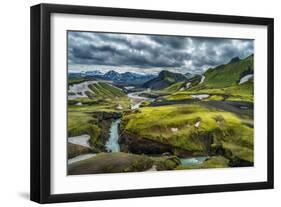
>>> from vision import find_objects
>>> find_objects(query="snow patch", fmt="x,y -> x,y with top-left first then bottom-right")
68,154 -> 96,164
199,75 -> 205,84
191,94 -> 209,100
239,74 -> 253,85
68,134 -> 91,148
68,81 -> 97,100
186,82 -> 191,89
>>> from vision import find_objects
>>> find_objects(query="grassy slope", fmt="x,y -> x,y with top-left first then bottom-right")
163,81 -> 253,102
161,75 -> 202,94
202,55 -> 253,88
191,55 -> 254,102
162,81 -> 185,93
68,77 -> 95,85
88,82 -> 126,98
122,104 -> 253,162
69,82 -> 130,111
161,92 -> 192,101
68,111 -> 101,150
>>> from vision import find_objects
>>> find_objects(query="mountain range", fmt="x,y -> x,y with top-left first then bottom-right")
69,54 -> 253,90
68,70 -> 156,85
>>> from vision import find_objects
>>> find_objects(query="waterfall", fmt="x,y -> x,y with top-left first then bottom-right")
105,119 -> 121,152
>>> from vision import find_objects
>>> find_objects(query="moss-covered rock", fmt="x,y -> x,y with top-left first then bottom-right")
152,156 -> 181,171
67,143 -> 92,159
68,152 -> 153,175
120,131 -> 174,154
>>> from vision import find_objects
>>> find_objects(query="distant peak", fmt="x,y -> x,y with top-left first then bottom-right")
159,70 -> 170,74
106,70 -> 119,74
229,57 -> 240,64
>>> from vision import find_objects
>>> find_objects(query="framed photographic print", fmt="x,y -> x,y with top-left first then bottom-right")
30,3 -> 274,203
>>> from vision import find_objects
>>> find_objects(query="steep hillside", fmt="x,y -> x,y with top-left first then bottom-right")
68,81 -> 130,111
162,81 -> 186,93
161,74 -> 202,93
143,70 -> 187,90
87,82 -> 126,98
201,54 -> 253,88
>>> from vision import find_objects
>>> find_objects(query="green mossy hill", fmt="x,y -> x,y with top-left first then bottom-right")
88,82 -> 126,98
176,156 -> 229,170
68,77 -> 95,86
143,70 -> 187,90
161,75 -> 201,93
152,156 -> 181,171
68,81 -> 130,112
202,54 -> 253,88
121,104 -> 253,163
67,143 -> 92,159
68,97 -> 130,113
68,152 -> 153,175
161,92 -> 193,101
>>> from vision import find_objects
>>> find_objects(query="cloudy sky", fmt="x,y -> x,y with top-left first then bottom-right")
68,31 -> 254,75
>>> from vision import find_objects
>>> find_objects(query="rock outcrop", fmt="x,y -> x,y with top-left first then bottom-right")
119,131 -> 202,157
67,143 -> 92,159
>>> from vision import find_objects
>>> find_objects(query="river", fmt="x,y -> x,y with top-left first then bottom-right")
180,156 -> 208,166
127,91 -> 155,109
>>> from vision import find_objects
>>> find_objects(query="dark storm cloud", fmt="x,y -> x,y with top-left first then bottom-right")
150,36 -> 188,49
68,31 -> 254,73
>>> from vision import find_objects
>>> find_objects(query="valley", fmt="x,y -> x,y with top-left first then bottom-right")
67,54 -> 254,175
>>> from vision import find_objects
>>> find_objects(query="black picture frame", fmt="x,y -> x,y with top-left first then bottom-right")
30,3 -> 274,204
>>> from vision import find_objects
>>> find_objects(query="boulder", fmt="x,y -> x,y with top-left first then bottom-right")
67,143 -> 92,159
